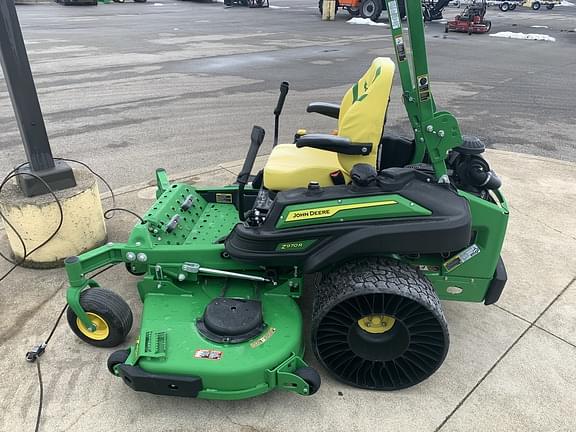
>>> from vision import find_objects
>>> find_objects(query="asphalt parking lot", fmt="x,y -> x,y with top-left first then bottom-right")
0,0 -> 575,189
1,1 -> 576,431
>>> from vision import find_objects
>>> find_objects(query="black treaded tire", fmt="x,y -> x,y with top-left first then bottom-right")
484,20 -> 492,32
67,288 -> 133,348
509,3 -> 517,9
360,0 -> 382,21
532,1 -> 541,9
312,258 -> 449,391
345,6 -> 360,16
295,367 -> 321,395
499,2 -> 510,11
545,3 -> 554,8
107,349 -> 130,374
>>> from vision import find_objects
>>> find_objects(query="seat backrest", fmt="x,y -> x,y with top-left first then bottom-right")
336,57 -> 396,174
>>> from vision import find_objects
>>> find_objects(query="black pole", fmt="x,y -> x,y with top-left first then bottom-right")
0,0 -> 76,197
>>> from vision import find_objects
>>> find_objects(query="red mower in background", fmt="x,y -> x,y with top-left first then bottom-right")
445,0 -> 492,35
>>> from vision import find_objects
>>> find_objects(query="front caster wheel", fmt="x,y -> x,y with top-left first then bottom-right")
67,288 -> 133,348
107,349 -> 130,374
295,367 -> 321,395
312,258 -> 449,391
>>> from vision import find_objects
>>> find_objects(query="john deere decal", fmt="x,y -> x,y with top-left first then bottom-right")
285,201 -> 397,222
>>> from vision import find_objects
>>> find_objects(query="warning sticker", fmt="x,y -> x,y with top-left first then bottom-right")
194,349 -> 223,360
387,1 -> 401,29
443,244 -> 481,272
417,74 -> 431,102
394,36 -> 406,62
250,327 -> 276,349
216,193 -> 233,204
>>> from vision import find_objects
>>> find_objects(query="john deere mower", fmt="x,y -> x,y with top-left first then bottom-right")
65,0 -> 508,399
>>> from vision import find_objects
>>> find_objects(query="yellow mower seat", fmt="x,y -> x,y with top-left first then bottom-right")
264,57 -> 396,191
263,144 -> 341,190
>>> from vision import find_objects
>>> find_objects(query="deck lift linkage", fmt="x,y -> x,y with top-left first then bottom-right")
64,0 -> 508,399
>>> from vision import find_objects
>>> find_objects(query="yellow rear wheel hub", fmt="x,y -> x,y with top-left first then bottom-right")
357,314 -> 396,334
77,312 -> 110,340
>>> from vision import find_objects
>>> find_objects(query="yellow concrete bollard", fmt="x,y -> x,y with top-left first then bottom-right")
0,168 -> 107,268
322,0 -> 337,20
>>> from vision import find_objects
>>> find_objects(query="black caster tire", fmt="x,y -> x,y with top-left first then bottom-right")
67,288 -> 133,348
360,0 -> 382,21
532,1 -> 541,9
312,258 -> 449,391
107,349 -> 130,374
295,367 -> 321,395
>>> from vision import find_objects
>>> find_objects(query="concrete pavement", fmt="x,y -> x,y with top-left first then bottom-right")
0,149 -> 575,432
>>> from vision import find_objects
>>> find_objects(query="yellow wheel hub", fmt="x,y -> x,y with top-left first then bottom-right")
357,314 -> 396,334
77,312 -> 110,340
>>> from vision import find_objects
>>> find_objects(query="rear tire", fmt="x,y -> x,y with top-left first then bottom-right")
546,3 -> 554,8
484,20 -> 492,32
499,2 -> 510,11
532,1 -> 541,9
509,3 -> 517,9
312,258 -> 449,390
360,0 -> 382,21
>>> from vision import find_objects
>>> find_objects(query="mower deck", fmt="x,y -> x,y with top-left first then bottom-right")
121,285 -> 304,399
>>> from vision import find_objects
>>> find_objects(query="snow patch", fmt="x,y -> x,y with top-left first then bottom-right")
269,5 -> 290,8
530,25 -> 549,28
559,0 -> 574,6
490,31 -> 556,42
153,2 -> 163,5
347,17 -> 389,27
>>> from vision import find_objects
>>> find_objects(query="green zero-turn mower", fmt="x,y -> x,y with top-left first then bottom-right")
65,0 -> 508,399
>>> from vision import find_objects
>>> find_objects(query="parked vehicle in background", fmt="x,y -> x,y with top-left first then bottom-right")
492,0 -> 560,11
318,0 -> 406,21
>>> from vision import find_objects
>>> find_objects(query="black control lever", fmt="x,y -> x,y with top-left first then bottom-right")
273,81 -> 289,147
237,126 -> 265,220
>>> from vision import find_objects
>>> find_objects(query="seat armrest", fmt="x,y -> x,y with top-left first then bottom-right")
296,134 -> 372,155
306,102 -> 340,119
